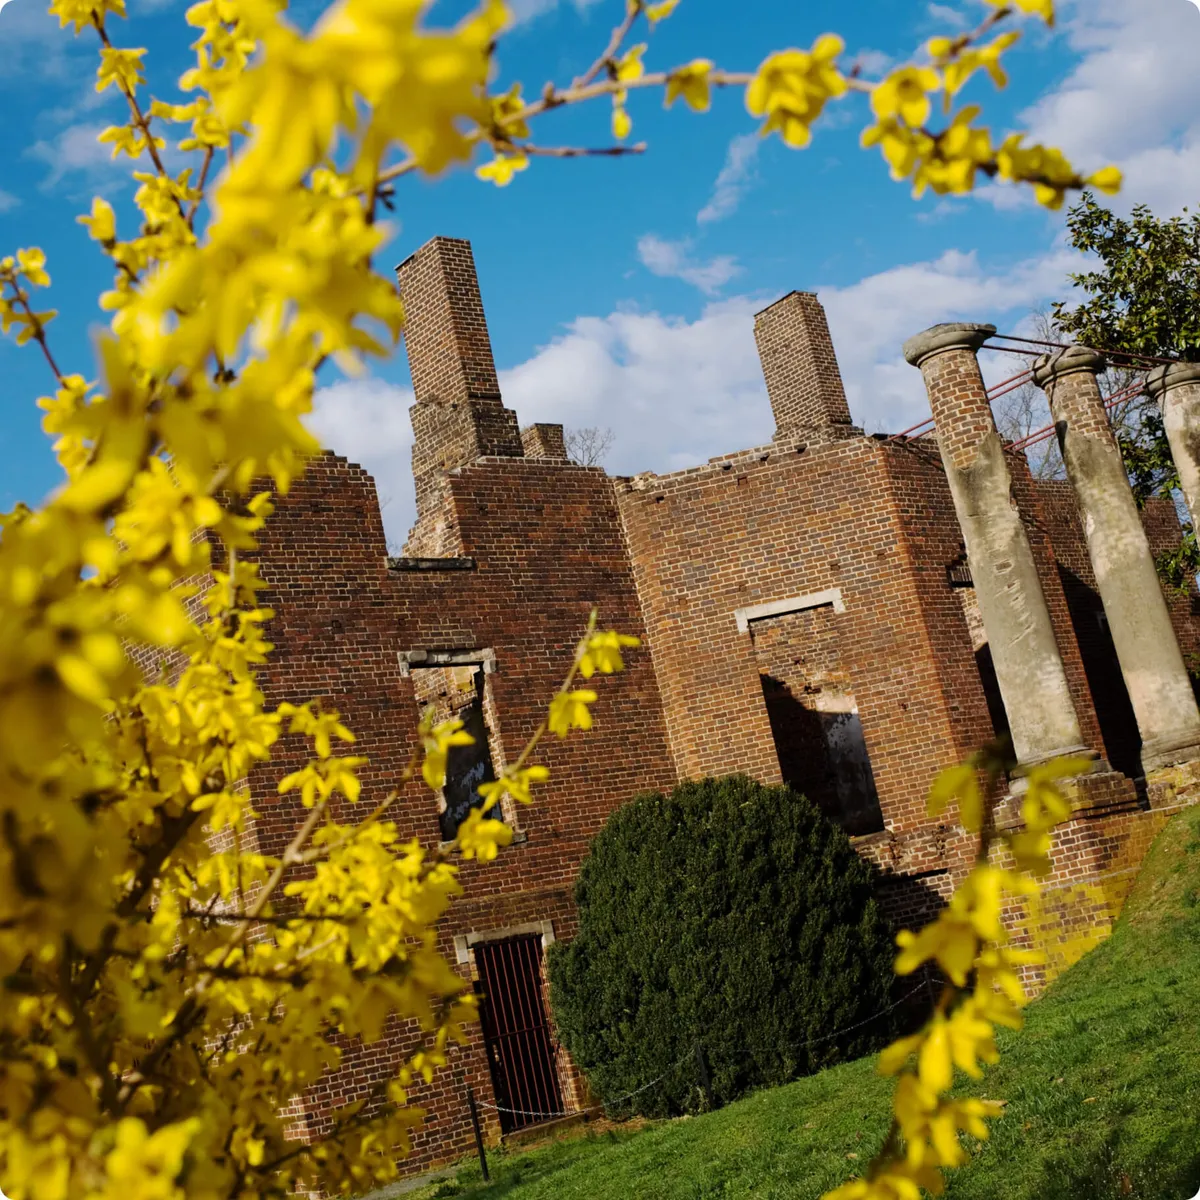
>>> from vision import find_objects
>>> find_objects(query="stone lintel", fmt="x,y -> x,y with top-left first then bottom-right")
733,587 -> 845,634
398,647 -> 497,677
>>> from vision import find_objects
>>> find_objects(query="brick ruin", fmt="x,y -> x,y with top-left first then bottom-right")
239,235 -> 1200,1176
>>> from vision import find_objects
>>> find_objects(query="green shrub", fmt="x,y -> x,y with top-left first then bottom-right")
547,774 -> 897,1118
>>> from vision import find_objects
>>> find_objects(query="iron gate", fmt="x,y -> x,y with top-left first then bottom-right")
474,933 -> 564,1133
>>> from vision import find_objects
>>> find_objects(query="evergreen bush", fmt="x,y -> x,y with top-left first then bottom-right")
547,774 -> 896,1117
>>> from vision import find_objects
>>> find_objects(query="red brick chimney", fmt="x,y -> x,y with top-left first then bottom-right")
753,291 -> 857,441
396,237 -> 523,555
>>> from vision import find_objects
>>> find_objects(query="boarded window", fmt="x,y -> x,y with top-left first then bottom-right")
410,664 -> 498,841
750,606 -> 884,836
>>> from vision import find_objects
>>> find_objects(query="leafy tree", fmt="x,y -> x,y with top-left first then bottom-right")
0,0 -> 1116,1195
1053,194 -> 1200,587
548,776 -> 896,1117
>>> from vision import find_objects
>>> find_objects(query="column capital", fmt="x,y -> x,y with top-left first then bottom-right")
1032,345 -> 1106,389
902,322 -> 996,368
1147,361 -> 1200,404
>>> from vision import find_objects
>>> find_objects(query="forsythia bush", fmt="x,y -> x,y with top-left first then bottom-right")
0,0 -> 1119,1195
548,775 -> 896,1117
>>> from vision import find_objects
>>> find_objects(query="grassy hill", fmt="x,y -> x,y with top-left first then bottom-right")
403,805 -> 1200,1200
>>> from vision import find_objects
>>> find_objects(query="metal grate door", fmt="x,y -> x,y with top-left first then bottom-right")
474,933 -> 564,1133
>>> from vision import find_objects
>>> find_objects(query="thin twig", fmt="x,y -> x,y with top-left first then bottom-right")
91,20 -> 189,222
572,0 -> 643,90
524,142 -> 648,159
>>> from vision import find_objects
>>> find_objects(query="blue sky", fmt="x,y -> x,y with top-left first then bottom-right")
2,0 -> 1200,542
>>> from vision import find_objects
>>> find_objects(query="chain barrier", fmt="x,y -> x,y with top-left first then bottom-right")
475,979 -> 932,1121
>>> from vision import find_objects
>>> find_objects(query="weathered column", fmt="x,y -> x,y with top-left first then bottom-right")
903,323 -> 1092,769
1146,362 -> 1200,534
1036,348 -> 1200,772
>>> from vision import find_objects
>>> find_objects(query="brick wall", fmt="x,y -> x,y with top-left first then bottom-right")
244,446 -> 676,1174
615,436 -> 978,834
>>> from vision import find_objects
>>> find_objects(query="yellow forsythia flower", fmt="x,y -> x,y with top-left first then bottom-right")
548,689 -> 598,737
579,630 -> 640,678
664,60 -> 713,112
871,66 -> 940,128
456,808 -> 514,861
746,35 -> 847,148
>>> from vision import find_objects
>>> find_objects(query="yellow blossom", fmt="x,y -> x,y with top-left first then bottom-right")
746,35 -> 846,148
548,689 -> 598,737
455,808 -> 514,861
871,65 -> 940,128
986,0 -> 1054,24
419,713 -> 476,789
579,630 -> 640,678
476,152 -> 529,186
665,60 -> 713,112
477,764 -> 550,808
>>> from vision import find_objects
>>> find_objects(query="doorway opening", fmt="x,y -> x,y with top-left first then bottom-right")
474,934 -> 564,1133
749,603 -> 884,836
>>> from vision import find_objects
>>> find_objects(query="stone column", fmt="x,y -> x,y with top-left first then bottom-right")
1036,347 -> 1200,772
1147,362 -> 1200,534
903,323 -> 1092,769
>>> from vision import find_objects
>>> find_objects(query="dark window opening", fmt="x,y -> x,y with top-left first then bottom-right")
410,663 -> 499,840
750,606 -> 884,836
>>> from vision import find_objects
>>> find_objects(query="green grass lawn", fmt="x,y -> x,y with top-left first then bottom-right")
407,806 -> 1200,1200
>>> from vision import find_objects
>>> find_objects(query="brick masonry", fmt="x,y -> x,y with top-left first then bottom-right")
215,236 -> 1200,1179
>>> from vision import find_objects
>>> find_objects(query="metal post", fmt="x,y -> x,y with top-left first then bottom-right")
466,1084 -> 490,1182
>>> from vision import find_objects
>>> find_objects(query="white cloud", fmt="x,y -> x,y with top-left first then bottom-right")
305,377 -> 417,547
24,123 -> 119,191
636,234 -> 741,295
925,3 -> 970,30
1002,0 -> 1200,215
0,190 -> 19,214
0,0 -> 74,78
851,49 -> 894,77
697,134 -> 760,225
816,247 -> 1083,433
311,246 -> 1081,546
507,0 -> 603,25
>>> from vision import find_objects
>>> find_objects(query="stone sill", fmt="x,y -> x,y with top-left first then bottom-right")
387,556 -> 477,571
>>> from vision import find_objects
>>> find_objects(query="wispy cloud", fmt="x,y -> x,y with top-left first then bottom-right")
506,0 -> 604,27
636,234 -> 741,295
851,48 -> 894,76
926,2 -> 970,29
0,190 -> 20,214
24,124 -> 118,192
697,133 -> 760,225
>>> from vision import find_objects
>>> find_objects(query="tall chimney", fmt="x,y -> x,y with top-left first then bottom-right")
753,291 -> 856,440
396,237 -> 523,555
